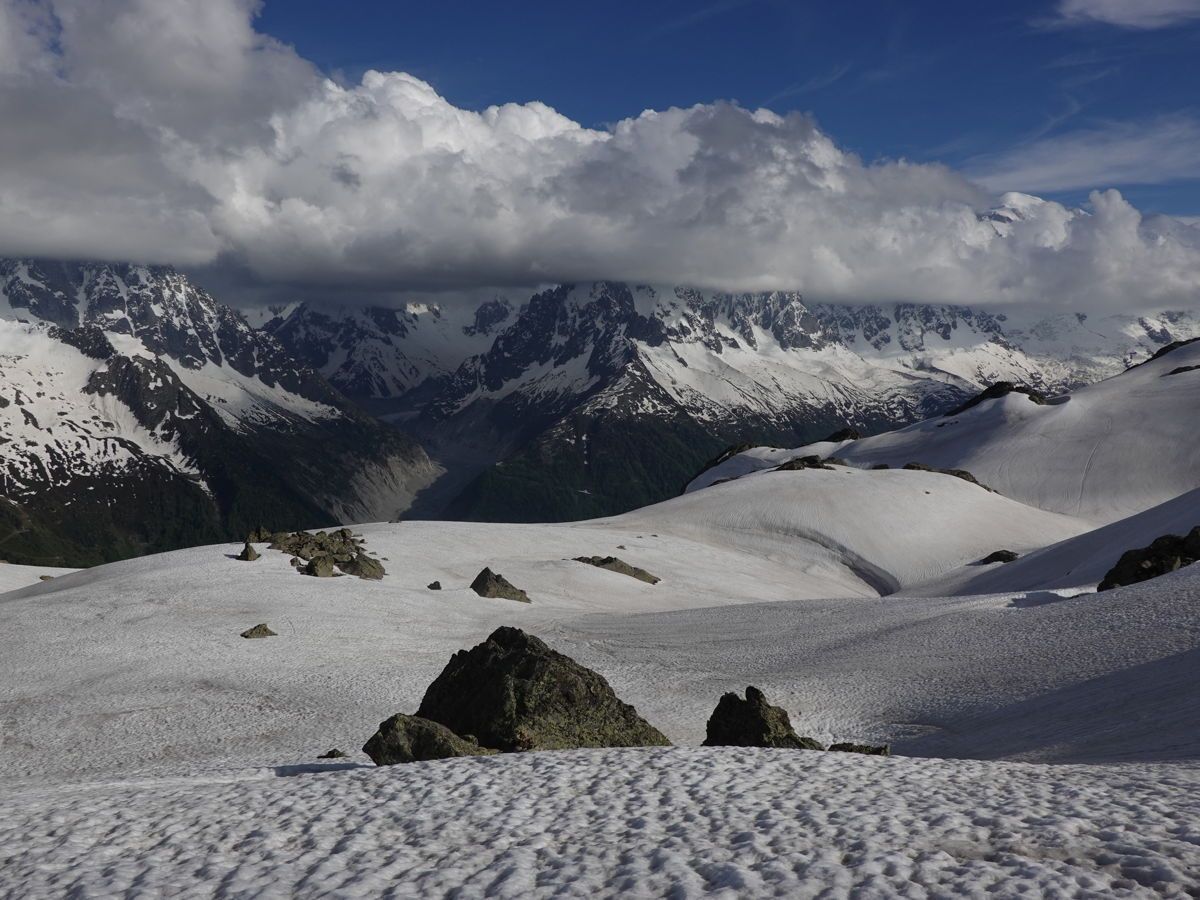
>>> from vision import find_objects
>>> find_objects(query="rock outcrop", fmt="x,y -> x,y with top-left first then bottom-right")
775,454 -> 834,472
945,381 -> 1046,417
469,568 -> 530,603
416,626 -> 670,752
903,462 -> 995,492
236,541 -> 260,562
979,550 -> 1019,565
828,742 -> 891,756
702,686 -> 824,750
362,714 -> 497,765
573,556 -> 661,585
1098,527 -> 1200,591
240,623 -> 277,639
266,528 -> 386,580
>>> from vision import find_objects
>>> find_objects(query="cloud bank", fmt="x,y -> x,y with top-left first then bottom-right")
0,0 -> 1198,312
1053,0 -> 1200,29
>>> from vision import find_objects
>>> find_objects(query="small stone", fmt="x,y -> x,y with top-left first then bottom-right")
427,581 -> 442,590
979,550 -> 1019,565
240,623 -> 277,639
317,748 -> 348,759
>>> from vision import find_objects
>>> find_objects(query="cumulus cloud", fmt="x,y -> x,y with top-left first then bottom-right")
1052,0 -> 1200,29
0,0 -> 1198,313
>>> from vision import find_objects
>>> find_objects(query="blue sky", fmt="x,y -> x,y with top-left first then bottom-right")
259,0 -> 1200,215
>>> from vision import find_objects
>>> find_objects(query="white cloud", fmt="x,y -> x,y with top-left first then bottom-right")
968,115 -> 1200,193
1053,0 -> 1200,29
0,0 -> 1198,314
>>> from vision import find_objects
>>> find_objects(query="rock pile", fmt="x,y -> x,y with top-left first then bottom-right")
256,528 -> 386,580
1098,527 -> 1200,591
573,556 -> 661,584
775,455 -> 833,472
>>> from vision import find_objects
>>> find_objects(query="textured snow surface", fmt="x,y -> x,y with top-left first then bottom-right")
0,562 -> 75,593
3,749 -> 1198,899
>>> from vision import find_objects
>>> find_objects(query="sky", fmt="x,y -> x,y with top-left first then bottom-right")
1,0 -> 1199,313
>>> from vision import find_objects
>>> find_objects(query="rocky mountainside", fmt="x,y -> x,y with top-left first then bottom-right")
267,283 -> 1200,522
0,260 -> 438,565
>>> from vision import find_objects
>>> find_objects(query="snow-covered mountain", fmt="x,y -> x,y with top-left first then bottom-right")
0,260 -> 438,565
268,283 -> 1200,521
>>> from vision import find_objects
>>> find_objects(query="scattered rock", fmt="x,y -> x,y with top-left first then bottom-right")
822,427 -> 862,442
775,455 -> 832,472
268,528 -> 386,579
240,623 -> 277,639
1098,527 -> 1200,591
416,626 -> 670,752
304,556 -> 335,578
336,552 -> 385,581
427,580 -> 442,590
828,742 -> 891,756
38,575 -> 54,582
945,382 -> 1046,417
362,713 -> 497,765
469,567 -> 530,603
235,541 -> 260,562
317,748 -> 347,759
702,686 -> 823,750
290,557 -> 302,567
979,550 -> 1019,565
573,556 -> 660,585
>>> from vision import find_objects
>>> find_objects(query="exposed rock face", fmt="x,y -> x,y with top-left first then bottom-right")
1098,527 -> 1200,591
828,742 -> 891,756
979,550 -> 1020,565
362,713 -> 497,765
469,568 -> 530,603
702,686 -> 824,750
903,462 -> 995,492
946,381 -> 1046,417
775,455 -> 833,472
240,623 -> 277,639
573,556 -> 661,585
416,626 -> 670,752
236,541 -> 260,562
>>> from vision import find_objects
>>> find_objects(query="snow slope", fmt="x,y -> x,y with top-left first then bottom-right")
691,340 -> 1200,526
0,562 -> 75,593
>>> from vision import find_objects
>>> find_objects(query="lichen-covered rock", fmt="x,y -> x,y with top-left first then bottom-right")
469,567 -> 530,603
702,686 -> 824,750
416,626 -> 670,752
1098,527 -> 1200,591
236,540 -> 260,562
828,742 -> 891,756
240,623 -> 276,639
573,556 -> 660,585
979,550 -> 1019,565
362,713 -> 497,765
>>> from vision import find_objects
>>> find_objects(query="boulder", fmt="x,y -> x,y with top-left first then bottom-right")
427,580 -> 442,590
336,552 -> 385,580
573,556 -> 660,585
702,686 -> 824,750
416,626 -> 670,752
240,623 -> 277,639
828,742 -> 891,756
1098,527 -> 1200,591
317,748 -> 347,759
469,567 -> 531,603
304,555 -> 336,578
236,541 -> 260,562
979,550 -> 1019,565
362,713 -> 497,765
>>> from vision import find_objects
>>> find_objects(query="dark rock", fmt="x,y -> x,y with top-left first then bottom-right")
290,557 -> 302,567
945,382 -> 1046,417
469,567 -> 531,603
979,550 -> 1019,565
235,540 -> 260,562
822,427 -> 862,442
702,686 -> 824,750
427,580 -> 442,590
362,713 -> 497,765
1098,527 -> 1200,591
38,575 -> 54,581
685,442 -> 756,493
247,526 -> 275,543
416,626 -> 670,752
317,748 -> 347,759
871,463 -> 890,470
775,455 -> 832,472
903,462 -> 995,492
1165,364 -> 1200,377
828,742 -> 891,756
573,556 -> 660,585
240,623 -> 277,639
304,555 -> 335,578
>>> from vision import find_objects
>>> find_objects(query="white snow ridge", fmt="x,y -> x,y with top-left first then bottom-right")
2,340 -> 1199,897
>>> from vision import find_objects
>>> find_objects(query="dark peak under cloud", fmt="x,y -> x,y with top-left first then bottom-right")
0,0 -> 1198,313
